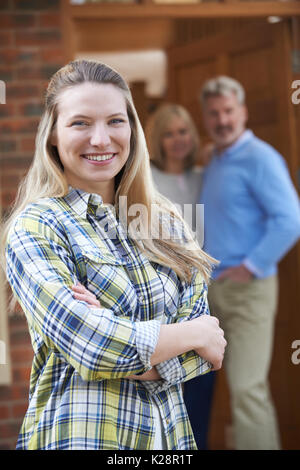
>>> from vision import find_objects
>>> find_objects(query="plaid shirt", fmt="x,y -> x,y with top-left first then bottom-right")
6,188 -> 211,450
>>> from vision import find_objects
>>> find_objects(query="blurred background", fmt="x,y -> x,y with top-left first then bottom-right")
0,0 -> 300,450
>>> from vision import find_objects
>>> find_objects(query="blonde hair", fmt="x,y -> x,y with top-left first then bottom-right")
146,103 -> 200,171
1,60 -> 215,292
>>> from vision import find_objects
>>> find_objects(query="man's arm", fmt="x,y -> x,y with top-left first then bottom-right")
244,150 -> 300,276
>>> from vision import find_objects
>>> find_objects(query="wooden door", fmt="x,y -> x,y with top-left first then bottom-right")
167,21 -> 300,450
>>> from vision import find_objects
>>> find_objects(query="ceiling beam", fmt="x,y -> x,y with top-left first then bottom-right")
69,2 -> 300,20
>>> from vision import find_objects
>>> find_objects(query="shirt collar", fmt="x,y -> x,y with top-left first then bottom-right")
64,186 -> 104,219
213,129 -> 253,158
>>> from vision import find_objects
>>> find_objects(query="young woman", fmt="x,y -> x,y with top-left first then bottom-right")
146,104 -> 216,449
2,60 -> 226,450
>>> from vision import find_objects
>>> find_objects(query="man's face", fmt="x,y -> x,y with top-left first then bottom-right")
202,92 -> 248,150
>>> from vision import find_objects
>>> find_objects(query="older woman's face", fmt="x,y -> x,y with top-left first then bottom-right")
51,82 -> 131,194
161,115 -> 194,162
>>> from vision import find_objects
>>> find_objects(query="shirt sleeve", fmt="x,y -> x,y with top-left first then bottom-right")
244,151 -> 300,276
5,213 -> 161,382
141,271 -> 212,395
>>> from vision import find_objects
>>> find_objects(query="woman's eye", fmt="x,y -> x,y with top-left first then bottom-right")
109,118 -> 125,125
71,121 -> 87,127
163,132 -> 173,138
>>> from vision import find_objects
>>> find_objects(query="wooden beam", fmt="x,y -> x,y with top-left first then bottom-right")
70,2 -> 300,20
61,0 -> 76,62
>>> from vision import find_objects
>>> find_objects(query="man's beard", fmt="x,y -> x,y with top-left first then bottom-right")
215,125 -> 233,135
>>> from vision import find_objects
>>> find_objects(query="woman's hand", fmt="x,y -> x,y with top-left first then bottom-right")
192,315 -> 227,371
127,368 -> 161,381
150,314 -> 226,372
71,282 -> 101,308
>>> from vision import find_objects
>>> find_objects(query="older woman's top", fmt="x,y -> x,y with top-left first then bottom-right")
151,165 -> 203,247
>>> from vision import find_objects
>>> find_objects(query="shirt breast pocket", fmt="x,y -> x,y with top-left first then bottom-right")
78,248 -> 138,318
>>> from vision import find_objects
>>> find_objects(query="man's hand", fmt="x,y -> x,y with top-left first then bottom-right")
216,264 -> 254,283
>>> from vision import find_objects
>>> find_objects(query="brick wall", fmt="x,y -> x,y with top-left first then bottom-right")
0,0 -> 64,449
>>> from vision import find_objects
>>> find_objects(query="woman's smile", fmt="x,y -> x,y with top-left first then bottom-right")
81,152 -> 117,164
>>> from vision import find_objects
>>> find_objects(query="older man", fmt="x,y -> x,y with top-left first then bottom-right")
199,76 -> 300,450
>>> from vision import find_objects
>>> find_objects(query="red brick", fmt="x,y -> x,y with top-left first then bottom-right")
15,65 -> 42,81
38,12 -> 60,28
10,348 -> 33,365
9,314 -> 28,330
12,366 -> 31,384
1,191 -> 17,207
15,64 -> 59,82
18,49 -> 40,64
0,387 -> 11,402
0,103 -> 16,118
10,317 -> 31,333
0,405 -> 10,420
0,441 -> 15,450
13,0 -> 60,10
0,157 -> 32,171
0,174 -> 22,190
0,0 -> 13,10
0,31 -> 14,48
0,139 -> 17,153
11,403 -> 28,419
0,49 -> 19,65
0,49 -> 40,65
19,136 -> 35,152
0,65 -> 14,82
0,422 -> 20,440
40,47 -> 64,64
15,29 -> 61,47
0,118 -> 39,134
10,384 -> 29,401
0,13 -> 36,29
10,328 -> 31,347
6,83 -> 41,100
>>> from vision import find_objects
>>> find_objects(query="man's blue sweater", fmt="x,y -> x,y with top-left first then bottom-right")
200,130 -> 300,279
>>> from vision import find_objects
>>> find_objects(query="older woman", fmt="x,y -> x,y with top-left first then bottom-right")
146,104 -> 203,244
2,60 -> 225,450
146,104 -> 216,450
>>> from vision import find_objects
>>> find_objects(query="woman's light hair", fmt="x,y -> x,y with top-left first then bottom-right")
2,60 -> 215,296
200,76 -> 245,106
146,103 -> 200,171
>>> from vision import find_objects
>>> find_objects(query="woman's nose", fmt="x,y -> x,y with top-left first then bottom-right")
90,125 -> 111,147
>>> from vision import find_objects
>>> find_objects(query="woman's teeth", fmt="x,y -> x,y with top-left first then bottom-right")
84,154 -> 114,161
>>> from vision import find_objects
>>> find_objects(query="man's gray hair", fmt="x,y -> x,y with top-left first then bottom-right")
200,76 -> 245,105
